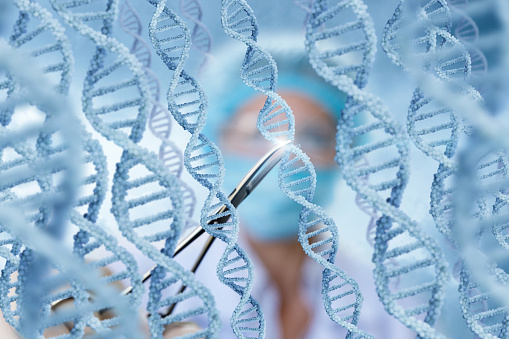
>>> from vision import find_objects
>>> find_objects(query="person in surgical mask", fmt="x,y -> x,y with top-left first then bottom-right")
180,34 -> 412,339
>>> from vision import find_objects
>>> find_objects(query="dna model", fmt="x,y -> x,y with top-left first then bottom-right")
302,0 -> 451,337
454,143 -> 509,339
179,0 -> 213,73
146,1 -> 266,337
219,0 -> 374,337
49,0 -> 221,337
119,0 -> 198,230
0,0 -> 146,336
383,0 -> 509,337
0,37 -> 143,337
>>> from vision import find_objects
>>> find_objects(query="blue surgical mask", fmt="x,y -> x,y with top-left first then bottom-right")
223,155 -> 339,242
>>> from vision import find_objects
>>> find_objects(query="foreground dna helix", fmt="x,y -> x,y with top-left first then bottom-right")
146,0 -> 265,337
303,0 -> 450,337
219,0 -> 372,338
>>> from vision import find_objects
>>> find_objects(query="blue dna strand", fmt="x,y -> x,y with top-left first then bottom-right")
448,0 -> 468,10
453,144 -> 509,339
382,0 -> 451,69
386,1 -> 509,337
353,156 -> 404,290
453,12 -> 478,43
0,1 -> 143,334
449,2 -> 488,84
493,192 -> 509,250
382,0 -> 471,243
179,0 -> 213,73
384,0 -> 490,250
119,1 -> 153,69
0,130 -> 145,336
353,156 -> 380,247
50,0 -> 221,337
220,0 -> 371,337
458,263 -> 509,338
119,0 -> 197,229
147,1 -> 265,337
1,0 -> 73,129
0,1 -> 84,334
68,132 -> 145,335
403,28 -> 471,169
7,0 -> 73,96
0,42 -> 143,338
0,96 -> 88,336
447,2 -> 488,82
394,0 -> 509,148
304,0 -> 449,337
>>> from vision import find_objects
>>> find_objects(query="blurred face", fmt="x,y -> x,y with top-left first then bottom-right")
219,89 -> 339,242
220,90 -> 337,168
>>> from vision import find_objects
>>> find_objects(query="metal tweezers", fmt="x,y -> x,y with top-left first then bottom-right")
51,140 -> 290,318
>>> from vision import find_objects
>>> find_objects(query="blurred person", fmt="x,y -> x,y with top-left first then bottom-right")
172,33 -> 413,339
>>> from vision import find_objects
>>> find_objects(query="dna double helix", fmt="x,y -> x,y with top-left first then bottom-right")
219,0 -> 372,337
179,0 -> 212,73
384,1 -> 509,337
383,0 -> 466,241
0,0 -> 73,130
382,0 -> 452,69
303,0 -> 449,337
449,2 -> 487,85
353,156 -> 380,248
50,0 -> 221,337
407,29 -> 471,245
453,13 -> 478,43
0,1 -> 145,335
454,144 -> 509,338
119,0 -> 197,230
0,37 -> 144,337
493,192 -> 509,249
448,0 -> 468,10
458,263 -> 509,338
459,146 -> 509,338
146,1 -> 266,337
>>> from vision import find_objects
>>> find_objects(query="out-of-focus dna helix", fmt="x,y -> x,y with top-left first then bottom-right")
179,0 -> 212,73
146,1 -> 265,337
382,1 -> 463,247
303,0 -> 449,337
220,0 -> 371,338
383,0 -> 509,337
1,0 -> 143,335
49,0 -> 221,337
119,0 -> 198,230
0,39 -> 143,338
454,142 -> 509,339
